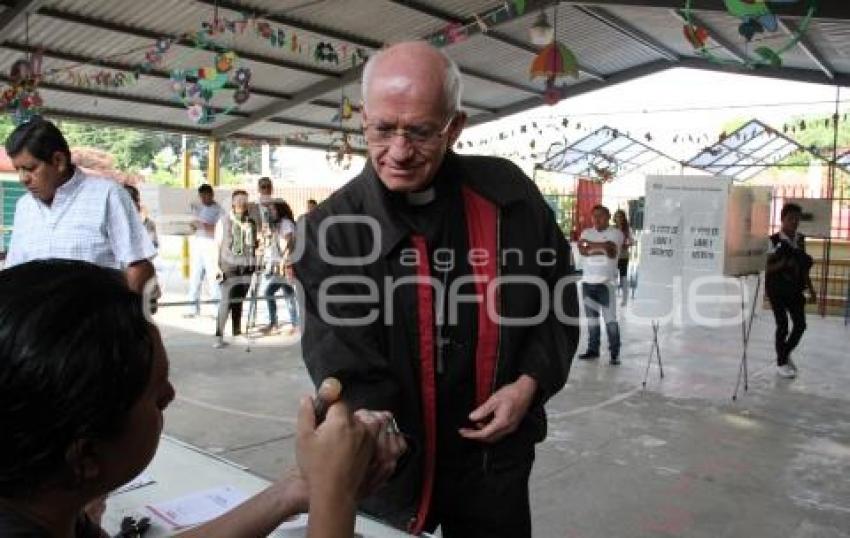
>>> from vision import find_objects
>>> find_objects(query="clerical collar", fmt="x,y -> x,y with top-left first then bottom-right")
405,185 -> 437,206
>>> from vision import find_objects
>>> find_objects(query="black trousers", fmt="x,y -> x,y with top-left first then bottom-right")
216,271 -> 252,337
768,290 -> 807,366
424,456 -> 534,538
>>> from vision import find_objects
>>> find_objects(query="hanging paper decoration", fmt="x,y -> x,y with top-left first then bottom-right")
426,1 -> 532,49
1,53 -> 44,125
65,69 -> 138,89
530,41 -> 580,106
139,38 -> 172,72
198,13 -> 367,68
169,38 -> 251,125
331,96 -> 353,123
683,24 -> 709,48
326,133 -> 354,171
589,156 -> 617,184
682,0 -> 816,69
314,42 -> 340,64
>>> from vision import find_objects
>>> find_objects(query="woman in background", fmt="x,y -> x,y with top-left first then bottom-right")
613,209 -> 633,307
214,190 -> 257,348
262,200 -> 299,335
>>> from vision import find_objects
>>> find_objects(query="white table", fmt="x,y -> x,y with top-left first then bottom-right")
103,436 -> 413,537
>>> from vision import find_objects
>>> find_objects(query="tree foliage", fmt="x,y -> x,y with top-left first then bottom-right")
0,114 -> 263,185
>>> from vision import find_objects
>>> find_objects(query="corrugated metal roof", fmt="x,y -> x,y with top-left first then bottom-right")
48,0 -> 355,74
495,5 -> 666,75
239,0 -> 440,45
447,34 -> 538,91
0,0 -> 847,141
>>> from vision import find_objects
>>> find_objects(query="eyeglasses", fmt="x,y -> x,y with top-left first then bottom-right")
363,116 -> 455,147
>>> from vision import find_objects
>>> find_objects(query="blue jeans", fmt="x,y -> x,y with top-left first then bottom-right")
582,282 -> 620,355
263,275 -> 299,326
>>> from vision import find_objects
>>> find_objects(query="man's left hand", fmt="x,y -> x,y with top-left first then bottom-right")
459,375 -> 538,444
809,290 -> 818,304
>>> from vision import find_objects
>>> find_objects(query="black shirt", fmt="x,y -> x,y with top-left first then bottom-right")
0,505 -> 101,537
389,174 -> 481,467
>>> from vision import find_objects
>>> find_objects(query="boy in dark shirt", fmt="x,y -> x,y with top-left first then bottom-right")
765,203 -> 816,379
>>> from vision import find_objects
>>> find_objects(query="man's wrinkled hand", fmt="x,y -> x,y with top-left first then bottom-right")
459,375 -> 537,444
354,410 -> 408,496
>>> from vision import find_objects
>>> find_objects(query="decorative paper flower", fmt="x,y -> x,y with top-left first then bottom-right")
257,22 -> 273,38
683,24 -> 709,48
9,59 -> 34,84
145,50 -> 162,64
216,52 -> 235,73
187,103 -> 205,123
235,67 -> 251,85
445,23 -> 468,44
723,0 -> 799,41
156,38 -> 171,53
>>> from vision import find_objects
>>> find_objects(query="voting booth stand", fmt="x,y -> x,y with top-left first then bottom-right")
634,176 -> 771,398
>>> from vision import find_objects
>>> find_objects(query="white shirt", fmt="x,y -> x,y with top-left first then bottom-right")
5,168 -> 156,269
278,218 -> 296,237
192,201 -> 222,239
580,226 -> 624,284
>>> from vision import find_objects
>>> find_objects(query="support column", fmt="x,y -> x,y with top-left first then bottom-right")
208,138 -> 221,187
261,143 -> 272,177
181,135 -> 192,279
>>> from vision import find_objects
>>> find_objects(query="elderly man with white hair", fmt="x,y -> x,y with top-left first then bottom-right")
295,41 -> 579,537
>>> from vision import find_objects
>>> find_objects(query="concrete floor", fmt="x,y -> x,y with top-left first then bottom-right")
155,299 -> 850,537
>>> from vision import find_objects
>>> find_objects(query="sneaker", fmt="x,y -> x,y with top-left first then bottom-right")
776,364 -> 796,379
787,358 -> 798,372
578,351 -> 599,360
213,337 -> 227,349
610,354 -> 621,365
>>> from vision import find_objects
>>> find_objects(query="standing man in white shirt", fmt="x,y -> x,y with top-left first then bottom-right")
3,118 -> 156,294
577,205 -> 624,365
186,184 -> 222,317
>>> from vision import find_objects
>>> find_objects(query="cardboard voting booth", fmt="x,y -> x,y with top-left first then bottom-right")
634,176 -> 771,326
138,184 -> 233,236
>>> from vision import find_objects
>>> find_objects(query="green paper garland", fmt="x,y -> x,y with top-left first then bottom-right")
682,0 -> 817,69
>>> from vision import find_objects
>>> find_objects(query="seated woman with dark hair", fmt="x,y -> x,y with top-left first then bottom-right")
0,259 -> 385,538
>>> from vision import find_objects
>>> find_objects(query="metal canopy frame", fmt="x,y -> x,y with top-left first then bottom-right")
540,125 -> 680,177
685,119 -> 830,181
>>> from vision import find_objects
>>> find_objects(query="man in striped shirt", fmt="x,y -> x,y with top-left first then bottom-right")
3,117 -> 156,294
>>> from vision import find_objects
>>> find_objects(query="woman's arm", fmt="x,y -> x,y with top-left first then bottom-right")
172,398 -> 375,538
174,476 -> 308,538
